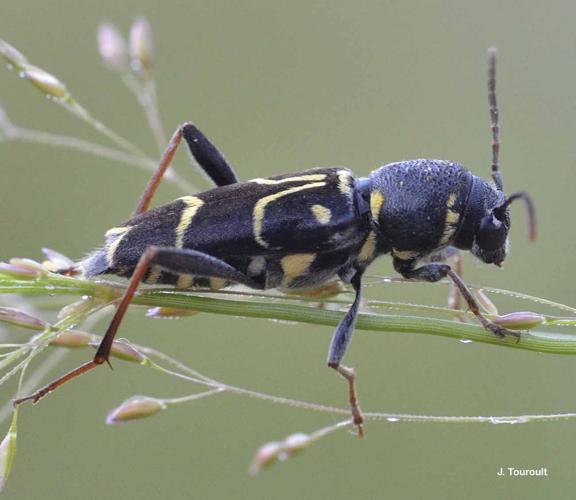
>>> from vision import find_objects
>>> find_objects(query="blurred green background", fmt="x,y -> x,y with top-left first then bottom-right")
1,0 -> 576,498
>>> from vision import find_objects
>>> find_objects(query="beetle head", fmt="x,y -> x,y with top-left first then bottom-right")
469,185 -> 535,267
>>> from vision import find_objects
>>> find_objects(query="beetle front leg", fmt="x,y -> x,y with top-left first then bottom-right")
327,272 -> 364,436
421,247 -> 463,311
393,257 -> 519,339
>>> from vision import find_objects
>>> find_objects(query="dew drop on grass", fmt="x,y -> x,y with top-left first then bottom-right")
489,416 -> 528,425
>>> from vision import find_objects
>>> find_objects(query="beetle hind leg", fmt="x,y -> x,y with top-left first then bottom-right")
14,246 -> 261,406
181,123 -> 239,187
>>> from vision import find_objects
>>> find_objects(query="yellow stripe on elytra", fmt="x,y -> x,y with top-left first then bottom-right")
105,226 -> 131,237
337,170 -> 353,196
105,226 -> 131,267
280,253 -> 316,287
209,277 -> 227,289
358,231 -> 377,263
370,191 -> 385,219
253,182 -> 326,248
175,196 -> 204,249
146,266 -> 162,284
310,204 -> 332,224
249,174 -> 327,185
176,274 -> 194,289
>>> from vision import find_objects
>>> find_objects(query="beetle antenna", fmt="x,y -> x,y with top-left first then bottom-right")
488,47 -> 503,191
497,191 -> 537,242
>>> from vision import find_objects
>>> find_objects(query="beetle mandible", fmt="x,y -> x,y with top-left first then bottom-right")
15,48 -> 536,435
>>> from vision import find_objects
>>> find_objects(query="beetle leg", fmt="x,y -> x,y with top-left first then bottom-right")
182,123 -> 239,187
393,258 -> 519,339
327,272 -> 364,436
421,247 -> 463,311
446,249 -> 463,311
133,123 -> 238,217
14,246 -> 260,406
133,127 -> 186,216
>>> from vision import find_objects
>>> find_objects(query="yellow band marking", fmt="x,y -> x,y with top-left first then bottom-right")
370,191 -> 385,219
392,249 -> 419,260
176,274 -> 194,289
280,253 -> 316,287
175,196 -> 204,249
105,226 -> 131,267
337,170 -> 353,196
250,174 -> 326,185
105,226 -> 130,238
447,193 -> 457,208
439,208 -> 461,245
253,182 -> 326,248
311,204 -> 332,224
146,266 -> 162,284
358,231 -> 377,263
445,210 -> 460,225
209,277 -> 227,289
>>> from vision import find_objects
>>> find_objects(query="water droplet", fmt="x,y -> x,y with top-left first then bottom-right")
268,318 -> 298,326
386,417 -> 400,422
489,416 -> 528,425
459,338 -> 473,344
45,285 -> 55,291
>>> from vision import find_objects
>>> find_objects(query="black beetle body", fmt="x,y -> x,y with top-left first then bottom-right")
17,49 -> 536,434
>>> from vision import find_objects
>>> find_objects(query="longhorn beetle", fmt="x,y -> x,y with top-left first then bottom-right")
15,48 -> 536,435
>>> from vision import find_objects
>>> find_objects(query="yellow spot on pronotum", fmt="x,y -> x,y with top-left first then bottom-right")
445,210 -> 460,225
105,226 -> 131,267
438,208 -> 461,245
253,182 -> 326,248
370,191 -> 385,219
175,196 -> 204,249
280,253 -> 316,287
358,231 -> 377,263
310,204 -> 332,224
249,174 -> 327,185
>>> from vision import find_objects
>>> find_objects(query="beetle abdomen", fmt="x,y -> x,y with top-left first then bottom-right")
81,167 -> 370,289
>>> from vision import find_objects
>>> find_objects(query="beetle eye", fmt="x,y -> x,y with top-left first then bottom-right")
477,213 -> 507,251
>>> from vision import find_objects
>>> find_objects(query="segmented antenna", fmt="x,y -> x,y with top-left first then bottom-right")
487,47 -> 503,191
499,192 -> 537,242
